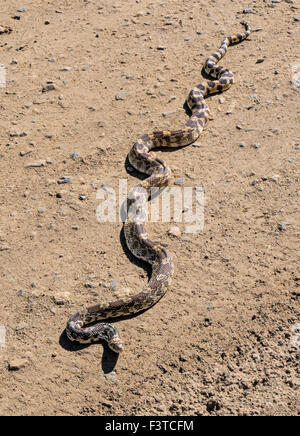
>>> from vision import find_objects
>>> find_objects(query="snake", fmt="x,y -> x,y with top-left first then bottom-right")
66,22 -> 251,353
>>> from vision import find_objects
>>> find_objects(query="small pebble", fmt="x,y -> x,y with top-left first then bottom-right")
256,58 -> 265,64
115,93 -> 128,100
8,359 -> 29,371
104,371 -> 117,382
10,131 -> 27,137
221,257 -> 231,262
42,84 -> 56,92
278,223 -> 286,231
25,160 -> 46,168
57,176 -> 72,184
52,292 -> 70,305
70,152 -> 79,160
168,226 -> 182,237
20,150 -> 32,157
206,399 -> 221,413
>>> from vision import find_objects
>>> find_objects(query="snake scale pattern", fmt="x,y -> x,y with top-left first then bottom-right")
66,22 -> 251,353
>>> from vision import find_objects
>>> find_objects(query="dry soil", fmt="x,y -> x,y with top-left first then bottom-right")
0,0 -> 299,416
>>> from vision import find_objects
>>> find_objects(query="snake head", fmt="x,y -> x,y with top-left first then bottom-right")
108,337 -> 124,353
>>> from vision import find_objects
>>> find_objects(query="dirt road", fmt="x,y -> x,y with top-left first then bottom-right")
0,0 -> 299,416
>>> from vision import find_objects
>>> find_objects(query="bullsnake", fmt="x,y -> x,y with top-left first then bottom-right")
66,22 -> 251,353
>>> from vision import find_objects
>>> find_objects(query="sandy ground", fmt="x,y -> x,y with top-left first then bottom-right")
0,0 -> 299,416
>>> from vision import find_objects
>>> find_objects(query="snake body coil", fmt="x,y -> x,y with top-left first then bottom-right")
66,23 -> 251,353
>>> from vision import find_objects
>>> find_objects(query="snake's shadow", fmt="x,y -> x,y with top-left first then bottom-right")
61,327 -> 134,373
59,330 -> 120,373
